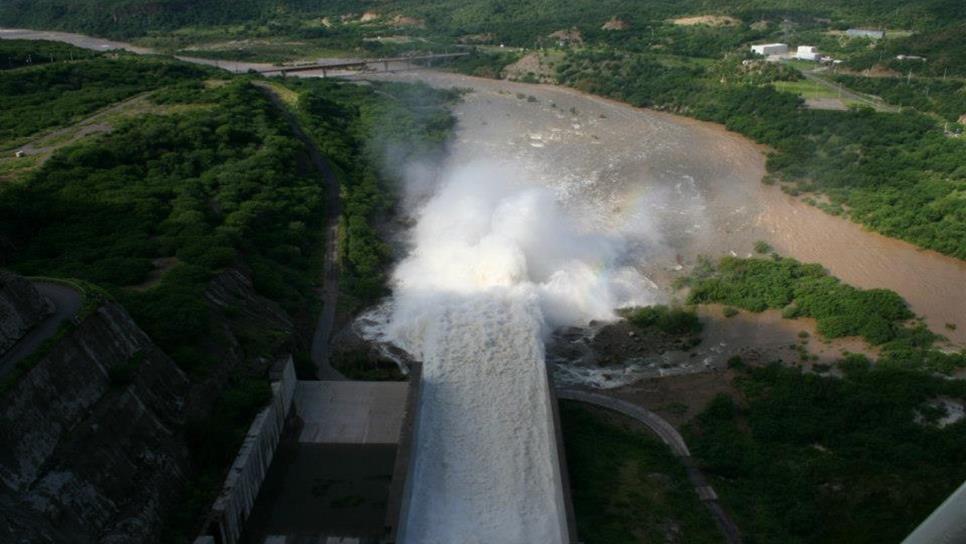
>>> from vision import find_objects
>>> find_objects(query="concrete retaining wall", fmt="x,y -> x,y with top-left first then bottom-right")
195,357 -> 296,544
902,480 -> 966,544
545,366 -> 578,544
385,363 -> 422,543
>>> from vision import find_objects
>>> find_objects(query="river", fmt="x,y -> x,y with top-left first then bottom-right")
4,26 -> 964,350
364,70 -> 966,348
7,25 -> 966,543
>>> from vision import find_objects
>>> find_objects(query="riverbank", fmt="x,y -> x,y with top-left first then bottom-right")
4,28 -> 963,345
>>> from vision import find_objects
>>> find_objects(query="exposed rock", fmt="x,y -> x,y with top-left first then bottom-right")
458,33 -> 496,44
549,28 -> 583,45
186,267 -> 297,419
592,321 -> 700,364
0,271 -> 53,355
330,324 -> 410,380
0,262 -> 304,542
392,15 -> 425,28
0,301 -> 189,544
602,17 -> 629,31
360,11 -> 380,22
548,320 -> 700,368
502,51 -> 562,84
671,15 -> 740,27
204,268 -> 292,329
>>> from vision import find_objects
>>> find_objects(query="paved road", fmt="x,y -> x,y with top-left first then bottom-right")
0,282 -> 82,378
255,84 -> 345,381
556,388 -> 743,544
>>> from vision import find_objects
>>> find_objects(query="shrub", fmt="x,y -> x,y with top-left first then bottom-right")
624,305 -> 702,335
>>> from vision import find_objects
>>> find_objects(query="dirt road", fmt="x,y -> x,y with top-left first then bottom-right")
255,83 -> 345,380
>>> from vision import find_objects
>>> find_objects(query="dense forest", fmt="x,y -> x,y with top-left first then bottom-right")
561,401 -> 722,543
36,0 -> 948,258
1,0 -> 965,541
832,73 -> 966,122
0,46 -> 211,146
286,78 -> 457,304
1,79 -> 324,365
687,360 -> 966,544
0,38 -> 97,69
0,49 -> 456,540
1,0 -> 963,40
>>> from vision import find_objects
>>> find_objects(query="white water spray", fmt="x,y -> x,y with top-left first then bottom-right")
386,160 -> 656,543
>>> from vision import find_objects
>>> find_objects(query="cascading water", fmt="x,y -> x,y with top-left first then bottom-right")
385,161 -> 656,542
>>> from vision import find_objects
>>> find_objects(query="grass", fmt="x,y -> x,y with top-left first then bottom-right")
175,40 -> 353,64
252,80 -> 300,107
561,401 -> 722,544
773,79 -> 840,100
0,92 -> 213,182
686,362 -> 966,543
781,59 -> 824,72
0,153 -> 40,183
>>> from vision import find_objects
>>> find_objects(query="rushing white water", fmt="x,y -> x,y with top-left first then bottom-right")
391,161 -> 654,542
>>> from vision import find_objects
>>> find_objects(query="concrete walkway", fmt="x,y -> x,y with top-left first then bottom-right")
0,282 -> 82,378
556,388 -> 743,544
294,381 -> 408,445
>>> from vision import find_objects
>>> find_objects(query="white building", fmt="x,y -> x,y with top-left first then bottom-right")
847,28 -> 884,39
796,45 -> 820,61
750,43 -> 788,56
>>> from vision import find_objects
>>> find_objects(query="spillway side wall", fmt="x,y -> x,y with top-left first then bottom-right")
544,361 -> 578,544
902,480 -> 966,544
388,362 -> 424,544
385,363 -> 423,542
195,356 -> 296,544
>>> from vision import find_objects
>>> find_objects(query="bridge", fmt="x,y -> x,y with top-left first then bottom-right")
259,52 -> 470,77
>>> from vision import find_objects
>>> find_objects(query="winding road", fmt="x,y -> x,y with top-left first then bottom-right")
254,83 -> 345,381
557,388 -> 742,544
0,282 -> 82,378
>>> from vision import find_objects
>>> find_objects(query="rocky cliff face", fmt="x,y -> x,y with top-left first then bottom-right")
185,267 -> 297,419
0,265 -> 305,543
0,271 -> 52,355
0,300 -> 189,544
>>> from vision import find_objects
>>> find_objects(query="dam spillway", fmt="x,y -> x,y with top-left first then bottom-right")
378,160 -> 646,542
395,294 -> 575,543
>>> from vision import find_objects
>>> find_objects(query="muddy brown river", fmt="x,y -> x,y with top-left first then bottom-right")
3,28 -> 964,346
370,71 -> 966,347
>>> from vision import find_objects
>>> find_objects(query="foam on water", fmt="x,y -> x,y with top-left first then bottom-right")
388,161 -> 656,542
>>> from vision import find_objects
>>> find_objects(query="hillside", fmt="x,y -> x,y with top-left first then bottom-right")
0,42 -> 456,542
1,0 -> 963,38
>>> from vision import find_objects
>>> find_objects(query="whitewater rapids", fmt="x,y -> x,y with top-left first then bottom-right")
391,163 -> 653,542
